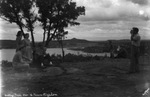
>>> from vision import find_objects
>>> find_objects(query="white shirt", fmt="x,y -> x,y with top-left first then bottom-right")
131,33 -> 141,47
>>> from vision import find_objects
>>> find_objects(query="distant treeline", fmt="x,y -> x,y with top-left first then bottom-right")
69,39 -> 150,56
0,39 -> 150,56
0,40 -> 16,49
110,40 -> 150,55
0,38 -> 97,49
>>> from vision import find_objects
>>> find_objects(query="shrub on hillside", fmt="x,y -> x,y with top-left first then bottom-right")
50,53 -> 104,63
1,60 -> 12,67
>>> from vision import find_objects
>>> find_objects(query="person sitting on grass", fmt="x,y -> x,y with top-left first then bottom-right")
12,45 -> 31,72
33,43 -> 52,68
22,33 -> 33,62
115,45 -> 128,58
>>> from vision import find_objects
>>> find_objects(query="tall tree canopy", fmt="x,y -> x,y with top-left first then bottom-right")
0,0 -> 37,47
36,0 -> 85,47
0,0 -> 26,35
0,0 -> 85,47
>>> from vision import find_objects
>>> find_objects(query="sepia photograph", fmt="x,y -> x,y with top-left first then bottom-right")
0,0 -> 150,97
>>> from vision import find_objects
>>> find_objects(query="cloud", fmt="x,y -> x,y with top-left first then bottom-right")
126,0 -> 149,5
73,0 -> 150,21
66,20 -> 150,40
1,0 -> 150,41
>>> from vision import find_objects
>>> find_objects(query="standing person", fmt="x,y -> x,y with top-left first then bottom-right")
12,45 -> 30,71
16,31 -> 23,51
129,27 -> 141,73
22,33 -> 33,62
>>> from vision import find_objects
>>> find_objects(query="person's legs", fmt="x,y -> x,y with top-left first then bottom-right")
129,46 -> 136,73
135,47 -> 140,72
129,46 -> 140,73
130,46 -> 134,72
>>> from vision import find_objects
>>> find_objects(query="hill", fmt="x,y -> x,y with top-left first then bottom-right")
0,40 -> 16,49
0,38 -> 98,49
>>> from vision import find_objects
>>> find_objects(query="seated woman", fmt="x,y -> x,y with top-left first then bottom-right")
22,33 -> 33,62
12,45 -> 31,71
16,31 -> 23,52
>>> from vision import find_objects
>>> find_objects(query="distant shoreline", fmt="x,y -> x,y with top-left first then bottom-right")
0,39 -> 150,54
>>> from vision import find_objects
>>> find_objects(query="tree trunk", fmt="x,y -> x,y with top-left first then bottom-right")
45,22 -> 59,47
45,39 -> 49,47
61,44 -> 65,62
45,30 -> 50,47
59,40 -> 65,62
30,29 -> 35,48
43,30 -> 46,45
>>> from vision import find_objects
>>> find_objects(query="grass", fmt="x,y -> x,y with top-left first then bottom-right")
1,55 -> 150,97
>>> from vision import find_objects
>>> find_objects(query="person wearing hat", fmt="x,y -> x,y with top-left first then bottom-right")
12,45 -> 31,71
129,27 -> 141,73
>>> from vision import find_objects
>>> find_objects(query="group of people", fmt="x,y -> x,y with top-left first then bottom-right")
109,27 -> 141,74
12,27 -> 141,74
12,31 -> 32,71
12,31 -> 52,71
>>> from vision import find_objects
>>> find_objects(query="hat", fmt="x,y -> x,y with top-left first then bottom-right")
16,31 -> 22,36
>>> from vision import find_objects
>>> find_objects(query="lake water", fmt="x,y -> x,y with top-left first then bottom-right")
0,48 -> 110,61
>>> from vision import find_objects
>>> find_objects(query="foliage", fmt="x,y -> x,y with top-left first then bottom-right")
50,53 -> 105,63
0,0 -> 25,34
83,46 -> 106,53
36,0 -> 85,46
0,0 -> 85,47
20,0 -> 37,47
1,60 -> 12,67
0,0 -> 37,47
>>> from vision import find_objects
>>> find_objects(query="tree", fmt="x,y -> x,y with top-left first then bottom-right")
55,29 -> 68,62
0,0 -> 85,47
36,0 -> 85,47
0,0 -> 37,47
0,0 -> 85,66
0,0 -> 39,67
0,0 -> 26,36
20,0 -> 37,48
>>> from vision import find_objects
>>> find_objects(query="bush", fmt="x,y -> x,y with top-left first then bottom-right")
50,53 -> 104,63
1,60 -> 12,67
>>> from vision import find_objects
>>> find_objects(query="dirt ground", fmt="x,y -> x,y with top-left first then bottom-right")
1,56 -> 150,97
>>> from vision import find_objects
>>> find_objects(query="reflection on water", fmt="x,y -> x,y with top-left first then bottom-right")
0,48 -> 110,61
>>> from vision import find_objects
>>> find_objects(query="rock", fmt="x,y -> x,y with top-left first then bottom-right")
44,67 -> 64,76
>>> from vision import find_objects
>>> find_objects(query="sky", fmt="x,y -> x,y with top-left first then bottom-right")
0,0 -> 150,41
